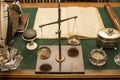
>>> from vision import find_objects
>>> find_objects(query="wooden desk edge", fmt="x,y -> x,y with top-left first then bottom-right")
0,69 -> 120,78
7,2 -> 120,8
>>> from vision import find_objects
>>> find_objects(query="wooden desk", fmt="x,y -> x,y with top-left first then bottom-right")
21,2 -> 120,8
8,2 -> 120,8
1,2 -> 120,79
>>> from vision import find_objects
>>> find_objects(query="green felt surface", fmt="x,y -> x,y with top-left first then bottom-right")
13,7 -> 120,70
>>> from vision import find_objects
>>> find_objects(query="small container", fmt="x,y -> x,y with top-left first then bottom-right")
38,47 -> 51,60
89,49 -> 107,66
97,28 -> 120,50
68,35 -> 80,46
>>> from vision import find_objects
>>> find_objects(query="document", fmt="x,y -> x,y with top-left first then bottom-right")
33,6 -> 105,39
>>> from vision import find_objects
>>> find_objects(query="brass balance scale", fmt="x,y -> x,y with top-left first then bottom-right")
34,0 -> 85,73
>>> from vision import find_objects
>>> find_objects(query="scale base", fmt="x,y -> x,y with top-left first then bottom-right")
35,45 -> 85,74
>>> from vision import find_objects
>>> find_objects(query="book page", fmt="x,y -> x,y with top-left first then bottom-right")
67,7 -> 105,38
33,8 -> 68,39
33,7 -> 105,39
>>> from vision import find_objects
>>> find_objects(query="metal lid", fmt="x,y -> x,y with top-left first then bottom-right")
98,28 -> 120,39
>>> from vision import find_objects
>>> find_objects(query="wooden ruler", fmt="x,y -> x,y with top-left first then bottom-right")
104,4 -> 120,32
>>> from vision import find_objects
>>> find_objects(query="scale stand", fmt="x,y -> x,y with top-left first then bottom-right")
55,0 -> 65,63
35,0 -> 85,73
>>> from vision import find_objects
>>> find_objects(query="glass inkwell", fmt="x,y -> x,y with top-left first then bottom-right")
89,49 -> 107,66
0,47 -> 23,71
114,53 -> 120,66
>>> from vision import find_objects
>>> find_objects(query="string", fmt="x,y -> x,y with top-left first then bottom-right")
71,17 -> 78,36
40,27 -> 43,38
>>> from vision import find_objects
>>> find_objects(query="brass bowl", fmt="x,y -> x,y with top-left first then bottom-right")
38,47 -> 51,60
68,35 -> 80,46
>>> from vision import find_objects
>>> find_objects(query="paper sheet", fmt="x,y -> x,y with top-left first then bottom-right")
33,6 -> 105,39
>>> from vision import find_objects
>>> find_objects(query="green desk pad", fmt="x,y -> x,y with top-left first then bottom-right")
13,7 -> 120,70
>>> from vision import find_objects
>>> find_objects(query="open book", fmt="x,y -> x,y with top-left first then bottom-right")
33,6 -> 105,39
